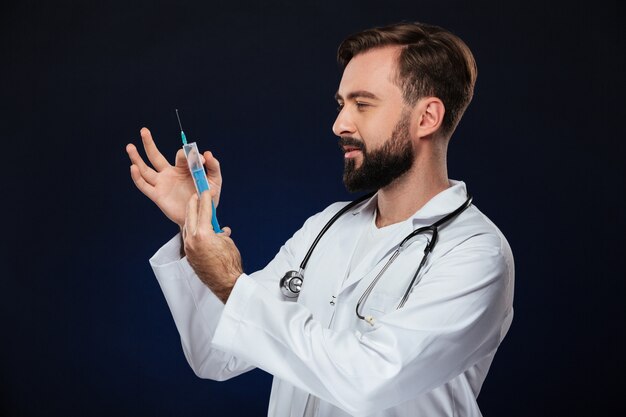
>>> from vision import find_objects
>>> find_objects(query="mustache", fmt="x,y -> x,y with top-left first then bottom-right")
338,137 -> 365,150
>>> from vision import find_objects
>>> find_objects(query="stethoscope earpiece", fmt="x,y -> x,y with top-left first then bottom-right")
280,270 -> 304,298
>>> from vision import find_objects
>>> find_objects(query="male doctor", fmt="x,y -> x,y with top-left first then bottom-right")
126,22 -> 514,417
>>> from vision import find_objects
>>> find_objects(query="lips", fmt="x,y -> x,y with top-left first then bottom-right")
343,145 -> 361,152
343,145 -> 362,159
338,137 -> 364,158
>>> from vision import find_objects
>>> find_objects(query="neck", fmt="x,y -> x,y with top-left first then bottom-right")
375,153 -> 449,228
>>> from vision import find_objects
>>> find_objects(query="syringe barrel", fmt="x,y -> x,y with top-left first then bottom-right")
183,142 -> 222,233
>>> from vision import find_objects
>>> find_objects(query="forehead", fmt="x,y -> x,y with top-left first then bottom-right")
337,46 -> 403,99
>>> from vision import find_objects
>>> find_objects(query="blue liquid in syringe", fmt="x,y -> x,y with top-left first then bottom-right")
192,169 -> 210,193
191,168 -> 222,233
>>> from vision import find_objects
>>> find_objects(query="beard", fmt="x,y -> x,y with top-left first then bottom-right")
340,110 -> 414,193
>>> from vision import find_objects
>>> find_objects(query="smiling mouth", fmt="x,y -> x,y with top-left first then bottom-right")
343,145 -> 362,158
338,137 -> 365,158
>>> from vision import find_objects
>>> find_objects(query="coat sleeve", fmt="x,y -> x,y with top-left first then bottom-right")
211,232 -> 514,415
150,234 -> 255,380
150,203 -> 348,381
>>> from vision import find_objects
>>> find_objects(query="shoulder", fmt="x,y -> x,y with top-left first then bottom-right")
302,200 -> 350,221
285,200 -> 354,242
301,194 -> 372,231
433,204 -> 514,278
466,206 -> 513,264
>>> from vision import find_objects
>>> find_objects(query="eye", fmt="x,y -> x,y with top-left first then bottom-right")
336,102 -> 344,112
356,101 -> 369,109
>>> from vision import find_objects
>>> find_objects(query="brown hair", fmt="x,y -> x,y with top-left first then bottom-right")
337,22 -> 477,137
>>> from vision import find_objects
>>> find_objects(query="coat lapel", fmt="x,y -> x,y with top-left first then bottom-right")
338,220 -> 415,294
337,181 -> 469,295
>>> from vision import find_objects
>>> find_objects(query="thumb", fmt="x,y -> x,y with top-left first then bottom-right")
220,226 -> 232,237
175,149 -> 188,168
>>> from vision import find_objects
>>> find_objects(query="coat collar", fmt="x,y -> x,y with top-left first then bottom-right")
350,180 -> 469,225
338,180 -> 470,293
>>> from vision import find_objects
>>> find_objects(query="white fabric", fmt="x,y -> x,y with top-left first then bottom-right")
348,211 -> 404,276
150,180 -> 514,417
303,394 -> 320,417
303,217 -> 403,417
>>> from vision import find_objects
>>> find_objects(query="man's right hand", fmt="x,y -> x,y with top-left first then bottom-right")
126,127 -> 223,227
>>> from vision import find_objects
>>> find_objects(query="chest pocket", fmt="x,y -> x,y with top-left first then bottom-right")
353,290 -> 403,333
361,291 -> 402,316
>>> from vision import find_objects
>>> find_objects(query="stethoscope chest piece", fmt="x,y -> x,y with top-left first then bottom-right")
278,192 -> 473,323
280,270 -> 304,298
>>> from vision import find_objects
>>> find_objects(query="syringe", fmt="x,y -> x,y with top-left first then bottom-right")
176,109 -> 223,233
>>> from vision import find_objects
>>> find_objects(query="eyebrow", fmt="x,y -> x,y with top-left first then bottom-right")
334,90 -> 380,101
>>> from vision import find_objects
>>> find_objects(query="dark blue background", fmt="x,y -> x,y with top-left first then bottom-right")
1,0 -> 623,416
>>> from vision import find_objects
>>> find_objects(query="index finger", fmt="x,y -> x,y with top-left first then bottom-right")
197,190 -> 216,235
185,193 -> 199,235
203,151 -> 221,177
140,127 -> 170,171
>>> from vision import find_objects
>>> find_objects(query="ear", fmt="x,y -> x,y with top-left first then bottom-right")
414,97 -> 445,139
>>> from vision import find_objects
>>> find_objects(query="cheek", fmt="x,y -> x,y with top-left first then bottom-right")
360,115 -> 396,147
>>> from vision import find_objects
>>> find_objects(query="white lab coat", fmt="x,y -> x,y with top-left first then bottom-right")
150,181 -> 514,417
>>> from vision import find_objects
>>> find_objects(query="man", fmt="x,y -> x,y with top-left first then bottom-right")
126,22 -> 514,417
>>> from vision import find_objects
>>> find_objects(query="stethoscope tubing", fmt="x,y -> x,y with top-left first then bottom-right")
355,195 -> 472,322
280,192 -> 473,324
299,192 -> 375,270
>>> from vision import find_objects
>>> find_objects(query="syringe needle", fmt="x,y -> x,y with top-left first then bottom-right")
175,109 -> 188,145
175,108 -> 184,131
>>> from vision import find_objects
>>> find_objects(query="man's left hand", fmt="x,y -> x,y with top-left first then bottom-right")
183,190 -> 243,303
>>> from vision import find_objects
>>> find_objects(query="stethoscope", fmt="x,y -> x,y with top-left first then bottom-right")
279,192 -> 473,325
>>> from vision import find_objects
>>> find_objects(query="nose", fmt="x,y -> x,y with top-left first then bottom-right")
332,107 -> 357,137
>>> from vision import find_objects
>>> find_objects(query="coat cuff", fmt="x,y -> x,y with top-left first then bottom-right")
149,233 -> 195,281
212,274 -> 257,350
